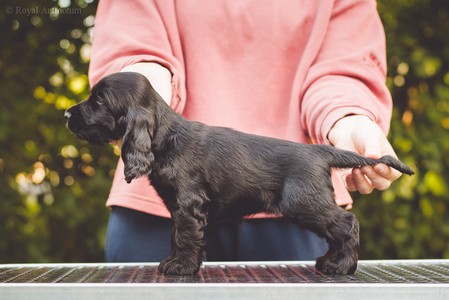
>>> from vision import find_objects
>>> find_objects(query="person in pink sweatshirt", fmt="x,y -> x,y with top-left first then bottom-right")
88,0 -> 402,262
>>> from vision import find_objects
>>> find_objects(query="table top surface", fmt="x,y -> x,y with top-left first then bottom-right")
1,259 -> 449,284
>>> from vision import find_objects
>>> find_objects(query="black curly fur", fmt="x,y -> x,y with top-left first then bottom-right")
65,72 -> 414,275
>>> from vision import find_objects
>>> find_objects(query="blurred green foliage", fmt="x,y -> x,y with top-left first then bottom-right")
354,0 -> 449,259
0,0 -> 114,262
0,0 -> 448,263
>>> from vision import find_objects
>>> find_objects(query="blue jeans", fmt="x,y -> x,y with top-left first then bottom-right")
105,206 -> 328,262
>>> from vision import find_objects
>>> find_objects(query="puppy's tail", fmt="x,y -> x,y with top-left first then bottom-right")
320,146 -> 414,175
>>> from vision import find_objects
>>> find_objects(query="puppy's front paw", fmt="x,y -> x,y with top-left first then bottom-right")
158,255 -> 175,274
158,257 -> 201,275
315,254 -> 357,275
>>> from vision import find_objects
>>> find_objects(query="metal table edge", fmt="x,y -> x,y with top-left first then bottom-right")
1,282 -> 448,300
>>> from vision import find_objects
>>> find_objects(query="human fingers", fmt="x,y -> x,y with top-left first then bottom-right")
351,168 -> 374,194
342,171 -> 357,192
344,163 -> 402,193
362,140 -> 403,190
360,165 -> 393,191
373,163 -> 402,182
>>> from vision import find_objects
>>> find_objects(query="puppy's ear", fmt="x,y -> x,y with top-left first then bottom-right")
121,107 -> 155,183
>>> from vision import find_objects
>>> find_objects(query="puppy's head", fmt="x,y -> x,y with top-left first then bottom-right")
65,72 -> 159,183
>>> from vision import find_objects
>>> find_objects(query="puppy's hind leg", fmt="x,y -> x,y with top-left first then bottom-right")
280,180 -> 359,275
314,209 -> 359,275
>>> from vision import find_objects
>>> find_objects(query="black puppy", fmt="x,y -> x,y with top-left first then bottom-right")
65,72 -> 414,276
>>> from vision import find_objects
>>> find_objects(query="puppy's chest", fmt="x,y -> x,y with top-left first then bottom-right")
150,155 -> 193,192
151,157 -> 177,184
149,161 -> 178,205
150,152 -> 205,194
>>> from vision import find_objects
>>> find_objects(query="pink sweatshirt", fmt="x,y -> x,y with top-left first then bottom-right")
89,0 -> 392,218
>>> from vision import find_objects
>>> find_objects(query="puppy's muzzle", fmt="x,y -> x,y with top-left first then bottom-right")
65,106 -> 86,135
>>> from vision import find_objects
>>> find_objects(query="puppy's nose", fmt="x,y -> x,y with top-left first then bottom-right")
64,111 -> 72,119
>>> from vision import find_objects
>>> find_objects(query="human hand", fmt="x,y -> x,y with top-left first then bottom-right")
121,62 -> 172,106
327,115 -> 402,197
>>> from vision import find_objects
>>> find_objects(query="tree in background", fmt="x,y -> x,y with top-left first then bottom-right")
0,0 -> 112,262
0,0 -> 448,263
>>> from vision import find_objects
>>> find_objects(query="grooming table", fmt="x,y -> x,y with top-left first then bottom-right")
1,260 -> 448,300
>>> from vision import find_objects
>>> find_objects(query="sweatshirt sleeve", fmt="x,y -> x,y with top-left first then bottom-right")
300,0 -> 392,145
88,0 -> 186,113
